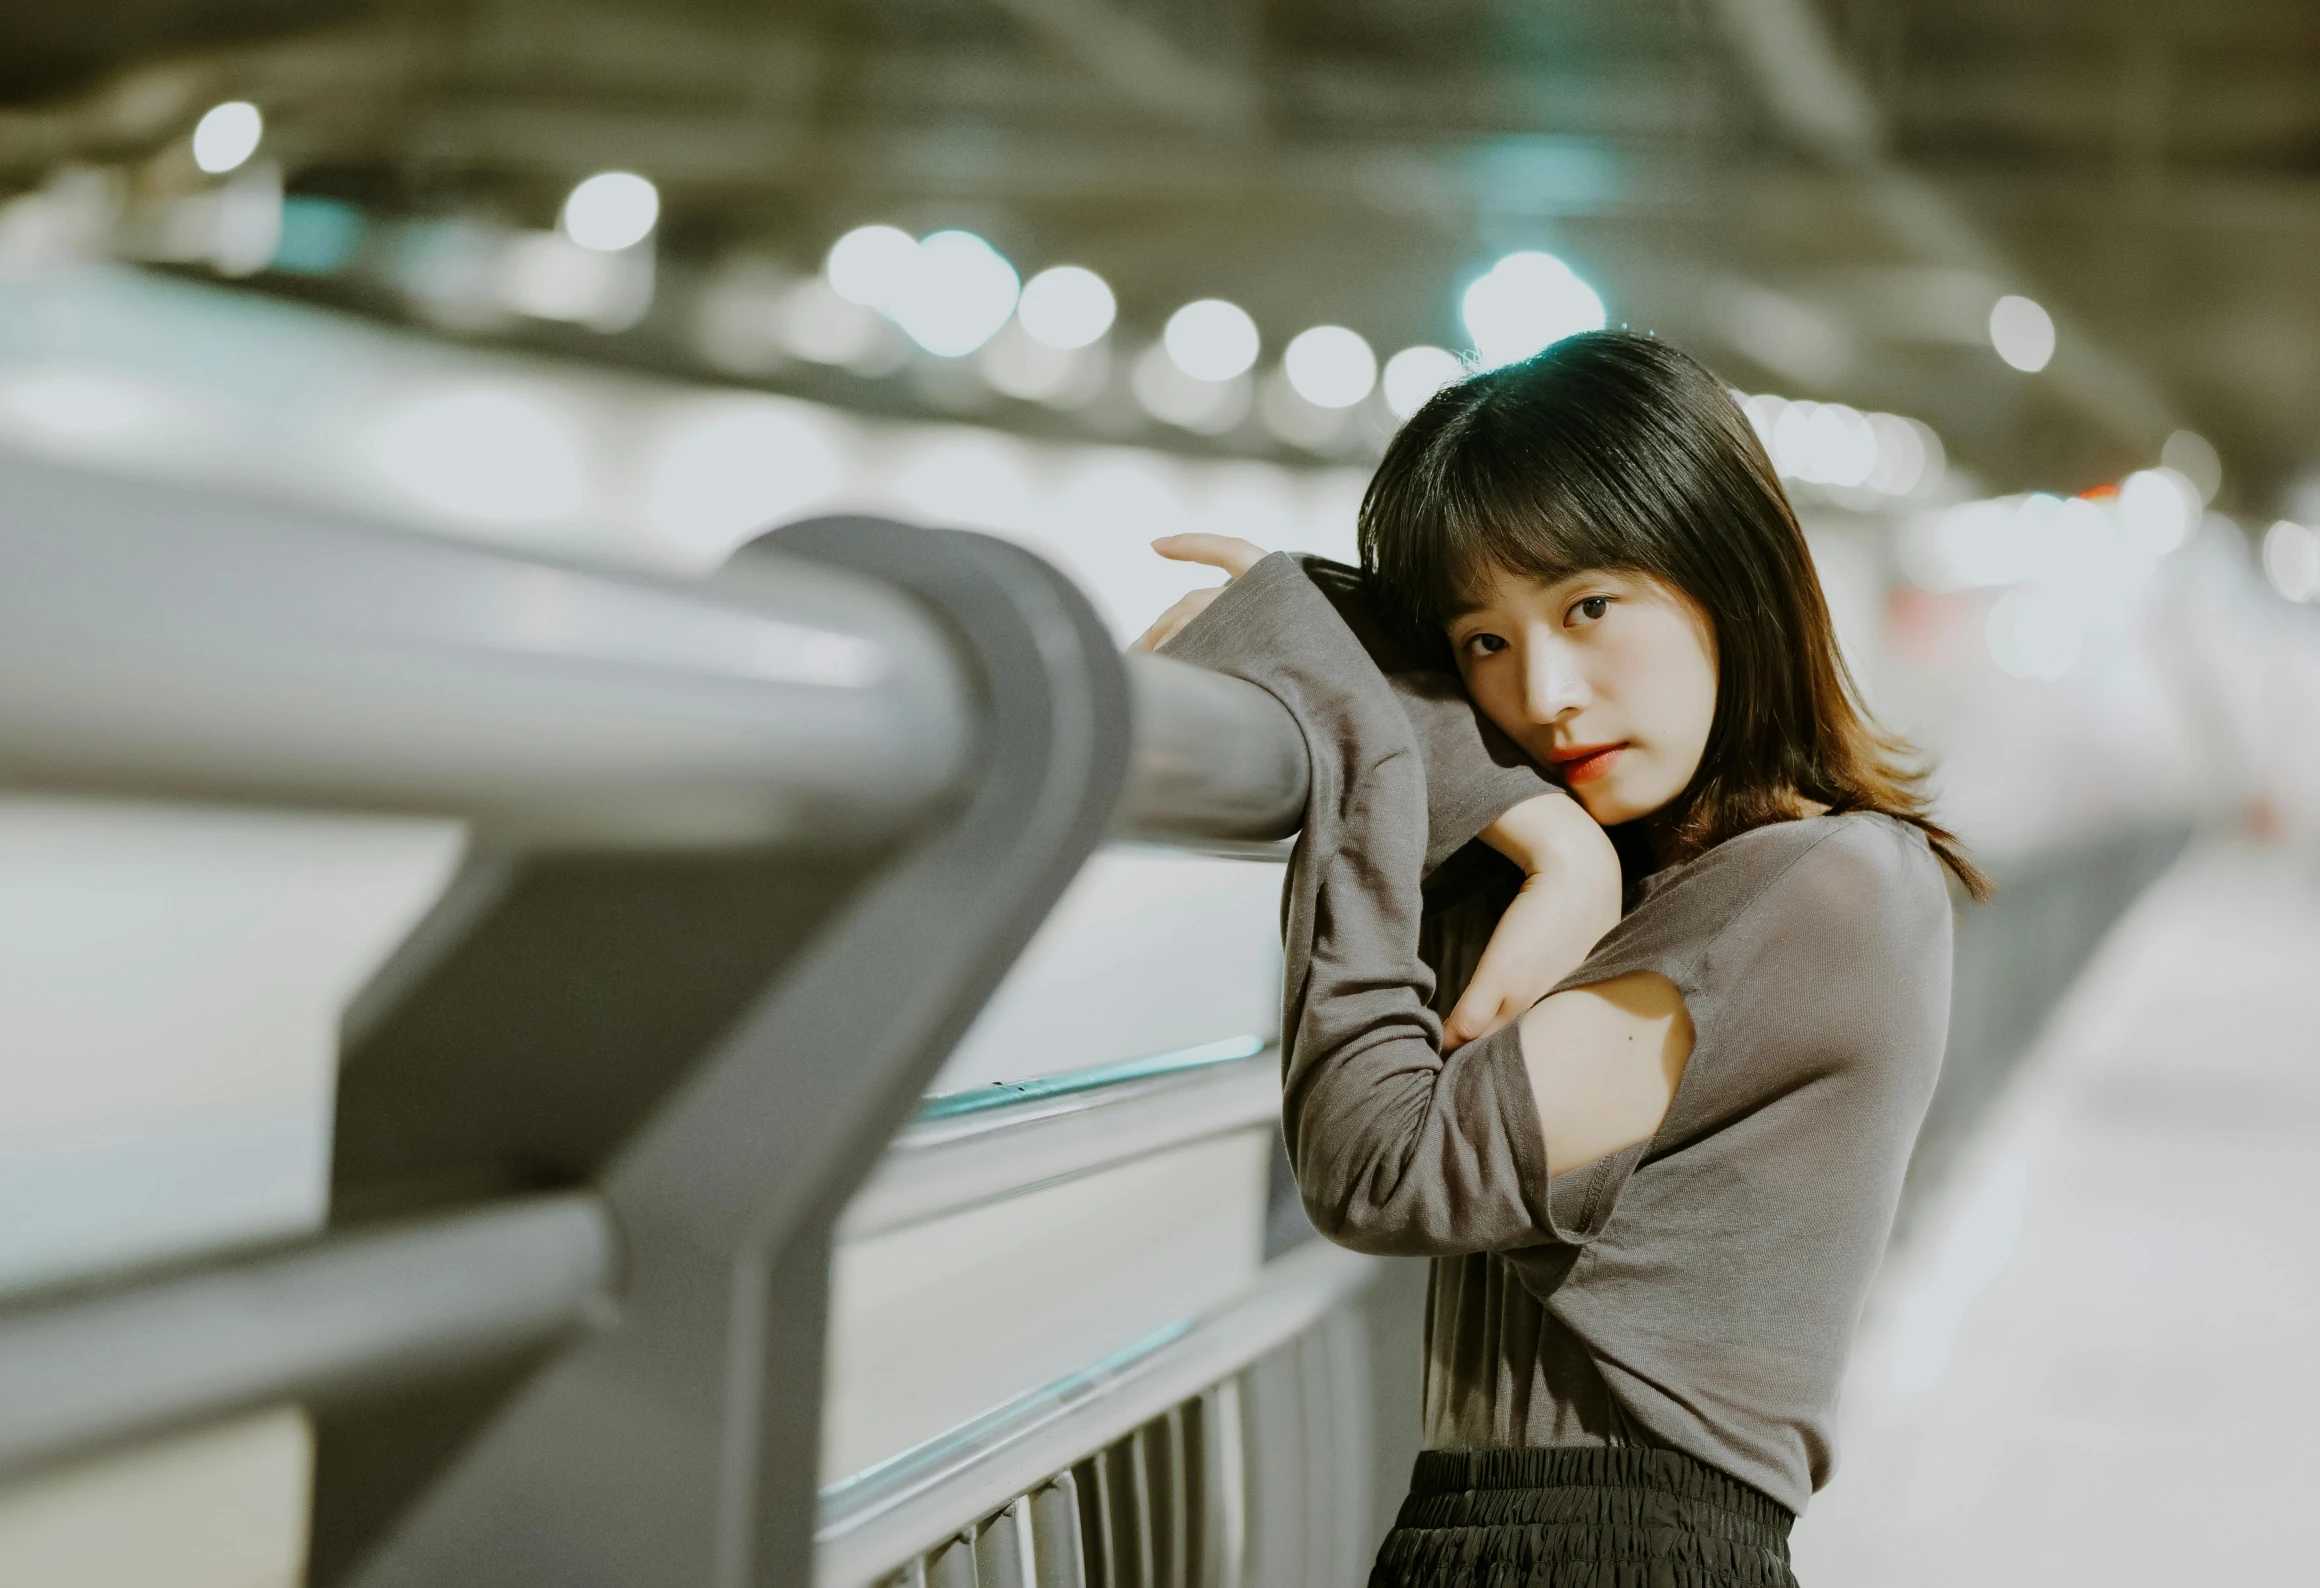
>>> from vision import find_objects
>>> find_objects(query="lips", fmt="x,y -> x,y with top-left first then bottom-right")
1550,742 -> 1626,785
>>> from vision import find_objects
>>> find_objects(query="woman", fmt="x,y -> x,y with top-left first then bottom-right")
1135,332 -> 1983,1587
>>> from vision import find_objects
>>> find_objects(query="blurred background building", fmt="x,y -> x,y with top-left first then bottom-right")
1,2 -> 2317,1584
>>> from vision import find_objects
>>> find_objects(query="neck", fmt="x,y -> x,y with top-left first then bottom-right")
1639,800 -> 1690,870
1608,818 -> 1665,884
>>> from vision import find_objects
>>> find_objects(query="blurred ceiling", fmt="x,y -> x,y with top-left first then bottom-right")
2,0 -> 2316,508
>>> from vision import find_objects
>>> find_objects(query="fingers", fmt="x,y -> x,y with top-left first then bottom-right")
1445,987 -> 1529,1052
1135,535 -> 1264,654
1442,997 -> 1494,1053
1129,586 -> 1224,653
1151,533 -> 1267,578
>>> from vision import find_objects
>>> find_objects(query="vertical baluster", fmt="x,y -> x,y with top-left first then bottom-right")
976,1497 -> 1035,1588
1296,1330 -> 1339,1587
1319,1309 -> 1376,1581
1236,1347 -> 1307,1588
1197,1381 -> 1247,1588
928,1532 -> 979,1588
1106,1433 -> 1155,1588
1075,1456 -> 1115,1588
1031,1474 -> 1090,1588
1151,1407 -> 1191,1588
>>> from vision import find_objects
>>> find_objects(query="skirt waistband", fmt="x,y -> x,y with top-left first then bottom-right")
1378,1445 -> 1798,1587
1407,1444 -> 1794,1537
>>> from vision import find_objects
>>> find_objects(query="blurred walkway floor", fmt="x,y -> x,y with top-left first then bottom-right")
1794,838 -> 2320,1586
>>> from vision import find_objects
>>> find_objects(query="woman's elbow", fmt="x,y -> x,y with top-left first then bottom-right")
1298,1186 -> 1472,1257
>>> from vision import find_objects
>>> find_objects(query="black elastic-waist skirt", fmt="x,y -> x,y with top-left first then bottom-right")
1369,1445 -> 1800,1588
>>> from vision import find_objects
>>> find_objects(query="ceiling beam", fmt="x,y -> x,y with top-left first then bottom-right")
978,0 -> 1260,132
1705,0 -> 2180,453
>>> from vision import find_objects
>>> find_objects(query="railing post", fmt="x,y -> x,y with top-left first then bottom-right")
334,519 -> 1134,1588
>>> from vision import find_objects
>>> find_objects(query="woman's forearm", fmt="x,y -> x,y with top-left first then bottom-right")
1443,794 -> 1623,1049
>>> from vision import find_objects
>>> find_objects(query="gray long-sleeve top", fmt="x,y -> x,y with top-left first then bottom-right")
1165,553 -> 1953,1514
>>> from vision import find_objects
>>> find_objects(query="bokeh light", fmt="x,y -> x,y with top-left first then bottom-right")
1135,343 -> 1251,432
2162,429 -> 2223,503
1382,345 -> 1464,418
1461,252 -> 1605,369
1986,587 -> 2083,680
1747,393 -> 1945,499
499,232 -> 635,323
885,231 -> 1020,358
640,402 -> 845,555
191,102 -> 263,175
0,365 -> 174,448
1989,294 -> 2055,373
2118,468 -> 2196,555
1864,413 -> 1930,496
365,386 -> 591,525
777,278 -> 890,367
1769,400 -> 1877,487
2263,519 -> 2320,602
1017,266 -> 1116,350
560,172 -> 659,253
1281,326 -> 1377,409
1164,300 -> 1260,383
893,432 -> 1039,532
825,225 -> 919,308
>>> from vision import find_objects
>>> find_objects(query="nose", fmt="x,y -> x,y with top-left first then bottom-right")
1521,635 -> 1587,725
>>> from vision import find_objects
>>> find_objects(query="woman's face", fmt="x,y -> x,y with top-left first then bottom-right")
1447,564 -> 1719,827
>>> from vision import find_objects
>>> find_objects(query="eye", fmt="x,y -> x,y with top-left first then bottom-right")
1463,631 -> 1509,658
1569,595 -> 1611,625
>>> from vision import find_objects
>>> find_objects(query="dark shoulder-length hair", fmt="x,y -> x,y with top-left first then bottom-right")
1359,329 -> 1987,898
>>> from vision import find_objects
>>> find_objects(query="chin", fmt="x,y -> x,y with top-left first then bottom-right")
1574,775 -> 1674,829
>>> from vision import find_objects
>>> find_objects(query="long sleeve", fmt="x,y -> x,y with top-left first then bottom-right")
1163,554 -> 1566,1257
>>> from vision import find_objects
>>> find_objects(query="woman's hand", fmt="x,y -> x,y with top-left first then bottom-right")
1442,793 -> 1623,1050
1128,534 -> 1269,653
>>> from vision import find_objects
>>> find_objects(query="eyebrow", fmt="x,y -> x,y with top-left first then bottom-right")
1443,568 -> 1580,622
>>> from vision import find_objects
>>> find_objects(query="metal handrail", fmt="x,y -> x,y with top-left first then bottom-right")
0,1195 -> 615,1481
0,450 -> 1308,852
1121,654 -> 1306,844
0,451 -> 971,850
